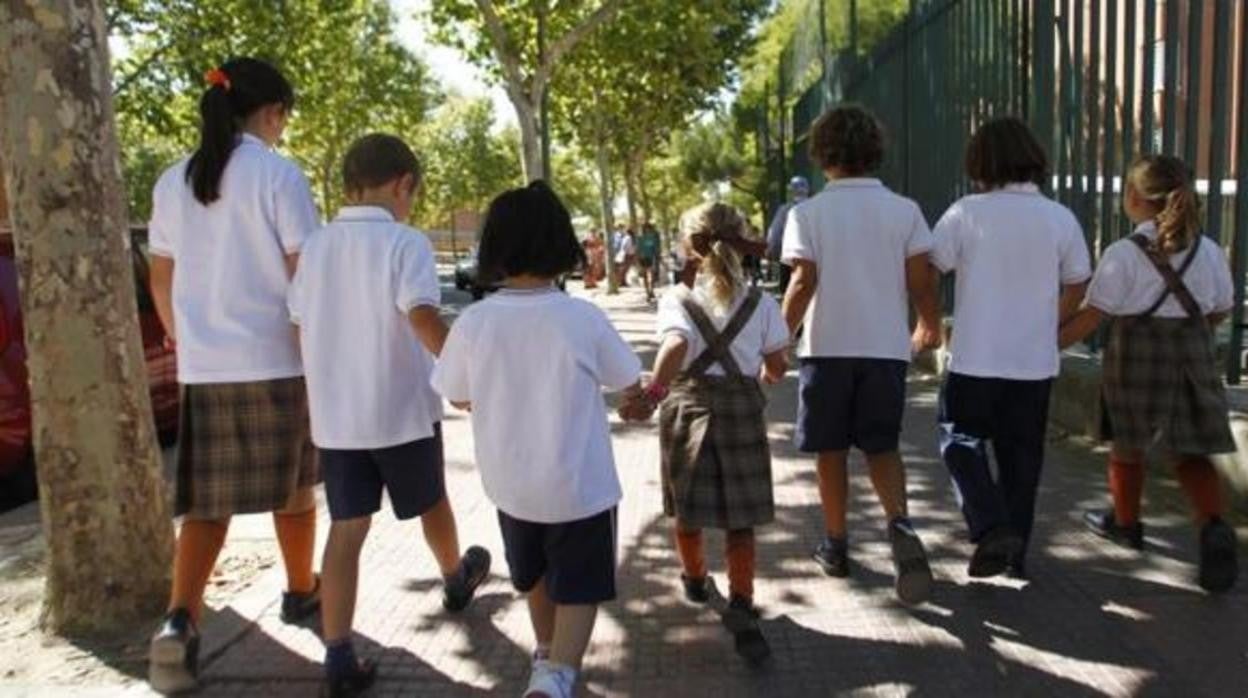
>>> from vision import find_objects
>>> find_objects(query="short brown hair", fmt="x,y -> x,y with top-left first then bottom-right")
809,105 -> 885,175
965,117 -> 1048,189
342,133 -> 422,195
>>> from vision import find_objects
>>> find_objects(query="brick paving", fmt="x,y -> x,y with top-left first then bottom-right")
171,285 -> 1247,697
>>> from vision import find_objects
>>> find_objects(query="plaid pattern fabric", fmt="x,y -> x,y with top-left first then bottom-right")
660,376 -> 775,529
175,377 -> 319,519
1101,316 -> 1236,455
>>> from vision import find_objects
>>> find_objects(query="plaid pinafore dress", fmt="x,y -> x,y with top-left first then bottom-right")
1100,234 -> 1236,455
658,289 -> 776,530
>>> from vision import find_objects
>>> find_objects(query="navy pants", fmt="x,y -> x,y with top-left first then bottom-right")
939,373 -> 1053,555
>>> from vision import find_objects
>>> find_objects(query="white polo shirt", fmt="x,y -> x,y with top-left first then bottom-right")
1087,221 -> 1234,318
148,134 -> 320,384
656,285 -> 790,377
431,288 -> 641,524
288,207 -> 444,450
781,178 -> 933,361
931,183 -> 1092,380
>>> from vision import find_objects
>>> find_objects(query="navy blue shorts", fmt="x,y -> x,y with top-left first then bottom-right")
797,358 -> 908,455
320,424 -> 446,521
497,507 -> 617,605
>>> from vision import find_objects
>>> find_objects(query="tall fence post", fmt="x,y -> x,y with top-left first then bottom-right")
1031,0 -> 1056,192
1229,3 -> 1248,384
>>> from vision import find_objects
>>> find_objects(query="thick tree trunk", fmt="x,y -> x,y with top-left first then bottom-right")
594,135 -> 618,295
623,158 -> 638,232
0,0 -> 174,636
507,90 -> 543,184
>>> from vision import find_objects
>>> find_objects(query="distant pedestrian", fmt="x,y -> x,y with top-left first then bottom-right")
931,117 -> 1092,579
767,176 -> 810,293
623,202 -> 789,664
146,58 -> 322,695
781,104 -> 940,605
638,222 -> 662,303
288,134 -> 491,696
433,182 -> 643,698
615,227 -> 636,288
1061,154 -> 1239,593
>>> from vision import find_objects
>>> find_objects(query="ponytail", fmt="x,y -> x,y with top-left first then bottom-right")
1126,154 -> 1202,255
1156,186 -> 1201,255
679,202 -> 746,313
185,57 -> 295,205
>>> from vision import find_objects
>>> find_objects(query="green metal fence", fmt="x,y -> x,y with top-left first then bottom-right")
767,0 -> 1248,383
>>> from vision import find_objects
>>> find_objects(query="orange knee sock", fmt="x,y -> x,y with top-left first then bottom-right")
1108,457 -> 1145,526
273,508 -> 318,594
725,529 -> 756,601
170,519 -> 229,623
674,526 -> 707,580
1175,458 -> 1224,524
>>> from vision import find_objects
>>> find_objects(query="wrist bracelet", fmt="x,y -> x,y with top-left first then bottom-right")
643,382 -> 669,404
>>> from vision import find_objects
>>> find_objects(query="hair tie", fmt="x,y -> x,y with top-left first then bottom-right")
204,67 -> 231,91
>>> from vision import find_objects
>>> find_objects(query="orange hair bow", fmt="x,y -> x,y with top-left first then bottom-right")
204,67 -> 231,90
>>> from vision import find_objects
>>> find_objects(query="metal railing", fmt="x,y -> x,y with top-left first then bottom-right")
766,0 -> 1248,383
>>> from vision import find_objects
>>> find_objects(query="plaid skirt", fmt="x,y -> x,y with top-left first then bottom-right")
175,377 -> 319,519
1101,316 -> 1236,455
659,375 -> 774,530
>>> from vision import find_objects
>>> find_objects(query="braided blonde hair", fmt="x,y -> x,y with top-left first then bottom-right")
679,202 -> 746,313
1127,154 -> 1202,255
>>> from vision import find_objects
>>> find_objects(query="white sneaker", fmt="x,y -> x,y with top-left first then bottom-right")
522,660 -> 576,698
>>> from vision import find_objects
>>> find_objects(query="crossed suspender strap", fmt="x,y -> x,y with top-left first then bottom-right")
680,288 -> 763,378
1128,234 -> 1203,320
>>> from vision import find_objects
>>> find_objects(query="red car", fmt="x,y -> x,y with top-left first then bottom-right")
0,229 -> 179,511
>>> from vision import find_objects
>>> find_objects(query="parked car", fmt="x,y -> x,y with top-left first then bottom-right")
0,229 -> 179,512
453,246 -> 567,301
453,247 -> 494,301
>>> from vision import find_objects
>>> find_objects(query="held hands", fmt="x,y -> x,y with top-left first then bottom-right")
617,380 -> 662,423
911,320 -> 942,355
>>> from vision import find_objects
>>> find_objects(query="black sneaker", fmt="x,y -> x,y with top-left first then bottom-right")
281,575 -> 322,624
968,527 -> 1024,578
148,608 -> 200,695
721,595 -> 770,665
812,537 -> 850,578
1083,509 -> 1145,550
1199,517 -> 1239,593
326,658 -> 378,698
888,517 -> 933,605
681,574 -> 711,604
443,546 -> 492,612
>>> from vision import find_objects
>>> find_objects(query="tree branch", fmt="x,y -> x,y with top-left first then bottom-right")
532,0 -> 625,95
111,40 -> 174,98
473,0 -> 528,103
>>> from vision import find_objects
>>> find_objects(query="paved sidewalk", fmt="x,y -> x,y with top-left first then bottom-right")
157,287 -> 1248,696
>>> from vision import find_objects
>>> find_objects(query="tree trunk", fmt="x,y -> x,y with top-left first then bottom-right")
0,0 -> 174,636
594,135 -> 618,295
506,89 -> 543,184
636,152 -> 652,225
623,157 -> 638,232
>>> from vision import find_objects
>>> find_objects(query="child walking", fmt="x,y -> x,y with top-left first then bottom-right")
624,202 -> 789,664
289,134 -> 491,697
432,182 -> 642,698
780,104 -> 940,604
1061,154 -> 1239,593
146,58 -> 322,694
930,117 -> 1092,579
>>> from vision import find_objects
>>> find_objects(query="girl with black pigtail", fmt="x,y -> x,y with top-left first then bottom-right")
146,58 -> 324,694
1062,154 -> 1239,594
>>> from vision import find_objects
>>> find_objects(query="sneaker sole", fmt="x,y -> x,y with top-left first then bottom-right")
891,531 -> 933,605
1200,526 -> 1239,593
444,547 -> 492,612
149,635 -> 189,667
148,659 -> 197,695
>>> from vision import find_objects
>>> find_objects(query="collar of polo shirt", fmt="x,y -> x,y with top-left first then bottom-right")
824,177 -> 882,190
997,182 -> 1041,195
335,205 -> 395,222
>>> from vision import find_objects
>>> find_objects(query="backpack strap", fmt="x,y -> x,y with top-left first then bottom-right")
681,288 -> 763,377
1129,234 -> 1204,320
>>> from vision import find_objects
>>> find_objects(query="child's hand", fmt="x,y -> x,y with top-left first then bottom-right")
451,400 -> 472,412
618,393 -> 654,422
911,320 -> 942,354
